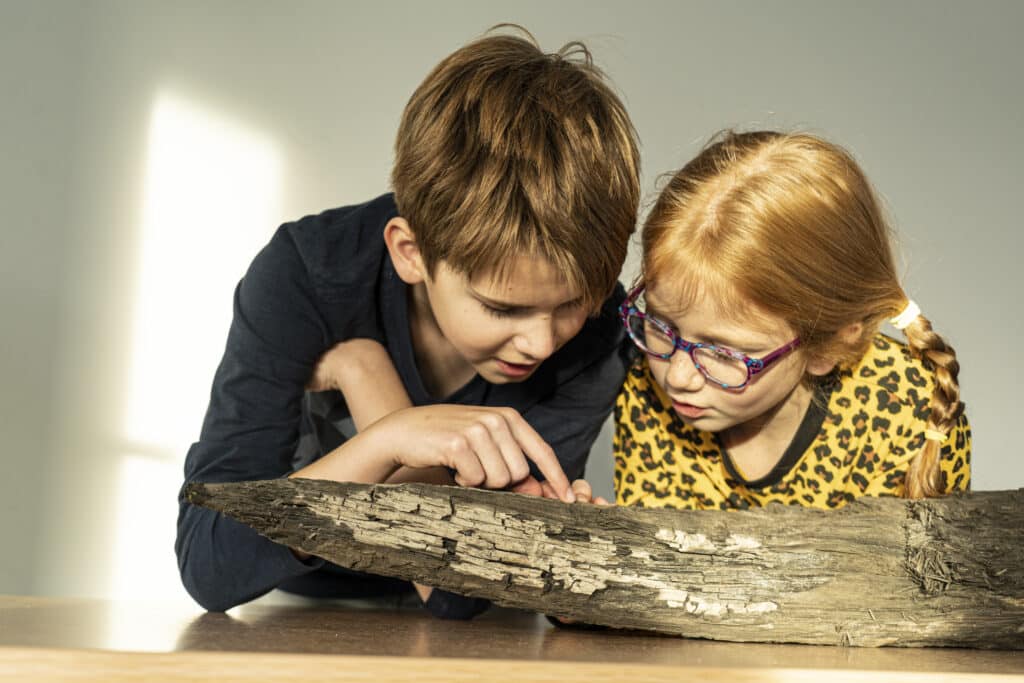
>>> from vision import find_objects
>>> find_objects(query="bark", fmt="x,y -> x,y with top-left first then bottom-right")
185,479 -> 1024,648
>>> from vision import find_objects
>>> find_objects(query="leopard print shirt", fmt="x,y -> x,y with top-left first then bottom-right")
614,334 -> 971,510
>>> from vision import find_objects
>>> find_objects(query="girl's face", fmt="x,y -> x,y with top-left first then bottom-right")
642,284 -> 830,440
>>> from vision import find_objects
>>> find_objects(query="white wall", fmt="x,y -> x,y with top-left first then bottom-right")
2,0 -> 1021,602
2,0 -> 89,598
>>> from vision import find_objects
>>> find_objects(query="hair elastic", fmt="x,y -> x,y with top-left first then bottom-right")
890,300 -> 921,330
924,429 -> 947,443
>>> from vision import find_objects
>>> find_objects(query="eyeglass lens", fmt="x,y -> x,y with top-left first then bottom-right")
626,313 -> 749,387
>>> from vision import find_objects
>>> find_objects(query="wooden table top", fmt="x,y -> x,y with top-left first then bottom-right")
1,594 -> 1022,681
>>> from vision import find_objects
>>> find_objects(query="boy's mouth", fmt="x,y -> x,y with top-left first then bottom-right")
495,359 -> 539,378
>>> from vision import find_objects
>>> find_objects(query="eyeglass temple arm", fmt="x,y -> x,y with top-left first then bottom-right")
751,338 -> 802,374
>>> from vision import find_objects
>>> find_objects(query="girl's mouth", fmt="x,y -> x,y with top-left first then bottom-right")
673,401 -> 707,419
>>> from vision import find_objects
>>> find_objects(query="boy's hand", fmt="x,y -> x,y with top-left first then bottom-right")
306,341 -> 347,393
363,405 -> 576,503
308,338 -> 390,393
304,340 -> 576,502
307,338 -> 415,434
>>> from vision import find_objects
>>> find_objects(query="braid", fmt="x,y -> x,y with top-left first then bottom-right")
900,313 -> 964,498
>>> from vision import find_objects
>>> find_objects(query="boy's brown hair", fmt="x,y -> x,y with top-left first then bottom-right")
391,26 -> 641,311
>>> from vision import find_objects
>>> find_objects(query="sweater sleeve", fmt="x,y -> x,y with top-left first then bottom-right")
176,226 -> 334,611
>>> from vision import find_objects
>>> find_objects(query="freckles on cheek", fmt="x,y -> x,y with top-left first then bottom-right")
722,383 -> 779,413
647,361 -> 670,390
724,392 -> 758,410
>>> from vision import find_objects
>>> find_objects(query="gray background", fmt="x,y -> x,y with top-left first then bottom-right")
3,0 -> 1021,603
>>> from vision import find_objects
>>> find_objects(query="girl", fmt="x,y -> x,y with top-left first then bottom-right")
614,131 -> 970,510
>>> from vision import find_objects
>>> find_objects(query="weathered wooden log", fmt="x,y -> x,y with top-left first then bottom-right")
185,479 -> 1024,649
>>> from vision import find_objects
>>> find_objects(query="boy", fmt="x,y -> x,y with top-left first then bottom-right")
176,28 -> 640,618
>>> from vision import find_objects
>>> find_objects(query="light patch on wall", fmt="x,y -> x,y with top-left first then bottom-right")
108,454 -> 189,602
122,92 -> 282,449
109,92 -> 282,601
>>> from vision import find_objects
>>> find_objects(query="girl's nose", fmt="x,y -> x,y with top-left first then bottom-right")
664,350 -> 707,392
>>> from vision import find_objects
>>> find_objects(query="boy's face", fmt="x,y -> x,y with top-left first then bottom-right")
418,256 -> 589,384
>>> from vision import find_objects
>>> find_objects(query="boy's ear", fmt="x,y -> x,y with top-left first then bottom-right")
384,217 -> 427,285
806,321 -> 864,377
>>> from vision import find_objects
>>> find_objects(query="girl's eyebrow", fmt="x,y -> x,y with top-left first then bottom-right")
643,297 -> 669,317
643,302 -> 676,326
644,296 -> 776,352
641,294 -> 679,324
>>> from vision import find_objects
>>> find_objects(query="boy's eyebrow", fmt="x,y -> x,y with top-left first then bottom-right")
469,287 -> 583,310
468,288 -> 520,308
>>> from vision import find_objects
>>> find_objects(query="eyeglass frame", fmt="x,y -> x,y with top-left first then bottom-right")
618,285 -> 802,390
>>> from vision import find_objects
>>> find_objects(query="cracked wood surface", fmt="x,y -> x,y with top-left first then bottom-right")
185,480 -> 1024,648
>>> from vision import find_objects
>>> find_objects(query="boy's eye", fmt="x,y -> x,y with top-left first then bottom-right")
482,302 -> 514,318
479,299 -> 582,319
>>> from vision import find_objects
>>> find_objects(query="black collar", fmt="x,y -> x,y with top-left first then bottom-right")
720,382 -> 833,489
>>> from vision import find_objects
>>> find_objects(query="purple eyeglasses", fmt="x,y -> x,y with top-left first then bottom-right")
619,285 -> 802,390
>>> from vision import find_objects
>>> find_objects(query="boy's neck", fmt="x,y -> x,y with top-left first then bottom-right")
718,382 -> 815,481
407,282 -> 477,399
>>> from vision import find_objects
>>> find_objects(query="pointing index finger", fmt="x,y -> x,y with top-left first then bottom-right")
503,412 -> 575,503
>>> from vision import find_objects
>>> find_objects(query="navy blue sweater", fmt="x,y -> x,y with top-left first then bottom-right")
176,194 -> 628,617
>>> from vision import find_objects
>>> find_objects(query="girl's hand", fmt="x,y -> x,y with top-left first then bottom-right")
567,478 -> 611,506
513,477 -> 610,505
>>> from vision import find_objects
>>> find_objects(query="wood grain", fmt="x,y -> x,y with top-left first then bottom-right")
186,480 -> 1024,649
3,647 -> 1024,683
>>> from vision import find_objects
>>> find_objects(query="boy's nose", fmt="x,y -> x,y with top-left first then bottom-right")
513,318 -> 557,361
665,350 -> 706,392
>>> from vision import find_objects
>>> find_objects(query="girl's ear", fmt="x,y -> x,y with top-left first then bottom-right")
384,217 -> 427,285
806,353 -> 838,377
806,322 -> 864,377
